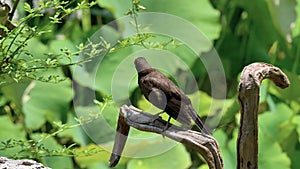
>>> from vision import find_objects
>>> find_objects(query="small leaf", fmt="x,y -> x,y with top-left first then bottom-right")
24,3 -> 33,13
137,5 -> 146,10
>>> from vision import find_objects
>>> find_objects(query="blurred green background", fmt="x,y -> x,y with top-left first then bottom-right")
0,0 -> 300,169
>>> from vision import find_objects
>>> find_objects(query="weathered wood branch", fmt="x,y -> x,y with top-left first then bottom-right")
237,63 -> 290,169
109,105 -> 223,169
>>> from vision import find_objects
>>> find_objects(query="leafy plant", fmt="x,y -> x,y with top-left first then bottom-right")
0,0 -> 97,83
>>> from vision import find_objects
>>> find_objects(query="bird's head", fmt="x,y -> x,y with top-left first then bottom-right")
134,57 -> 152,72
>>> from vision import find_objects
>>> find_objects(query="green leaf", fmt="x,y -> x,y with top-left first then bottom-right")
259,137 -> 291,169
24,3 -> 33,13
292,0 -> 300,36
267,0 -> 297,38
257,104 -> 293,169
213,130 -> 237,169
43,156 -> 74,169
218,98 -> 239,126
1,80 -> 31,109
22,38 -> 49,59
198,164 -> 209,169
0,116 -> 26,142
127,144 -> 191,169
239,0 -> 289,46
22,80 -> 73,130
188,91 -> 234,129
98,0 -> 221,41
86,162 -> 116,169
258,103 -> 293,140
94,48 -> 133,95
74,144 -> 113,168
292,115 -> 300,143
290,150 -> 300,169
278,121 -> 298,154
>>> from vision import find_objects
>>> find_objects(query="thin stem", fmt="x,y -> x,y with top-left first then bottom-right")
81,0 -> 91,32
131,0 -> 148,49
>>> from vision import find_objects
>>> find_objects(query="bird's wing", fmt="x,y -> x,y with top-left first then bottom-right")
141,72 -> 193,123
147,88 -> 168,110
142,72 -> 184,100
140,71 -> 211,134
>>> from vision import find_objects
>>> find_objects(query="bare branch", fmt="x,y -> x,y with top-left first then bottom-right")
237,63 -> 290,169
109,105 -> 223,169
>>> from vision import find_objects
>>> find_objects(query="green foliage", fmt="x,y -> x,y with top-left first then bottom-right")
0,0 -> 300,169
0,0 -> 97,83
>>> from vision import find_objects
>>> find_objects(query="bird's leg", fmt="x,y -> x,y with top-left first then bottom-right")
146,111 -> 164,123
153,111 -> 164,117
150,111 -> 172,133
162,116 -> 172,132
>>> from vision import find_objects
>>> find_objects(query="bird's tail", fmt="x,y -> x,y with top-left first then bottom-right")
188,106 -> 212,135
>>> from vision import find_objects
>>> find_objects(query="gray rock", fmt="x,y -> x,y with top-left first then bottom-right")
0,157 -> 51,169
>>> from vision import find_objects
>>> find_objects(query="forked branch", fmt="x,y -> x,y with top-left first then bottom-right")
109,105 -> 223,169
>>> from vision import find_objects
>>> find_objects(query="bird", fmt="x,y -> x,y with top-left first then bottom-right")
134,57 -> 211,135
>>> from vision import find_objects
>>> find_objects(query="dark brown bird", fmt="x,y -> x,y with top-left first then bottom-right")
134,57 -> 211,135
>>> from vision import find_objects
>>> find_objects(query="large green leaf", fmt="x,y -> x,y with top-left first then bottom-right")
259,104 -> 293,141
43,157 -> 74,169
74,144 -> 115,168
0,116 -> 26,157
22,80 -> 73,130
98,0 -> 221,41
259,138 -> 290,169
292,115 -> 300,143
239,0 -> 295,46
1,80 -> 31,109
127,144 -> 191,169
22,37 -> 49,59
213,130 -> 236,169
267,0 -> 297,38
257,104 -> 293,169
290,150 -> 300,169
94,47 -> 134,96
0,116 -> 26,141
292,0 -> 300,36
